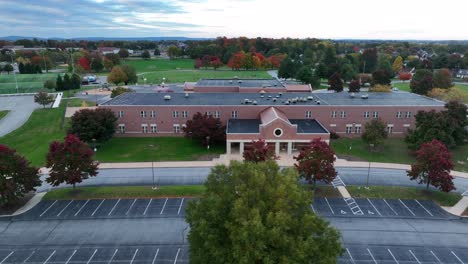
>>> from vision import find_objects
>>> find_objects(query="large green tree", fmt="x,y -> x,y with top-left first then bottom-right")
362,118 -> 388,149
69,108 -> 118,143
121,64 -> 137,85
410,69 -> 433,95
186,160 -> 343,264
433,68 -> 453,89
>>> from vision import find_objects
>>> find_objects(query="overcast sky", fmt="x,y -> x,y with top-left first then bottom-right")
1,0 -> 467,40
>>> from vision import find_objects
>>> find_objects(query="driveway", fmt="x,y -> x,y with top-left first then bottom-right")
0,95 -> 40,137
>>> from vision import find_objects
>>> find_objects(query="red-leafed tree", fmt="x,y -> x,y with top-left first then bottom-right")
194,58 -> 202,69
210,56 -> 223,70
328,72 -> 344,92
267,54 -> 284,69
78,57 -> 90,71
398,72 -> 412,81
46,134 -> 99,189
243,139 -> 278,163
227,52 -> 245,70
294,139 -> 337,186
0,145 -> 40,207
407,139 -> 455,192
183,112 -> 226,146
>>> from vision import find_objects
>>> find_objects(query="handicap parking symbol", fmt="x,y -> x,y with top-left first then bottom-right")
340,210 -> 347,214
367,210 -> 374,215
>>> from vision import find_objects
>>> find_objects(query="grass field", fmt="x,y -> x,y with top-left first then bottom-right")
140,69 -> 271,84
0,73 -> 58,94
393,82 -> 468,93
347,186 -> 461,206
0,103 -> 67,166
95,137 -> 225,163
0,110 -> 9,120
331,138 -> 467,172
124,58 -> 194,73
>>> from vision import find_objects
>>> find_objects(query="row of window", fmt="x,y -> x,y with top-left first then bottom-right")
344,124 -> 397,134
331,111 -> 412,119
118,124 -> 185,134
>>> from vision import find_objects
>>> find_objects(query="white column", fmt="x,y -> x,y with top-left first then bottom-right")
287,141 -> 292,155
275,142 -> 280,156
240,142 -> 244,155
226,141 -> 231,155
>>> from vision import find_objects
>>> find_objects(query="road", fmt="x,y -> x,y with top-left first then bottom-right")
0,95 -> 40,137
37,167 -> 468,194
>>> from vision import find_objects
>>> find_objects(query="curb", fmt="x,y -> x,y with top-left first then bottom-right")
0,192 -> 46,218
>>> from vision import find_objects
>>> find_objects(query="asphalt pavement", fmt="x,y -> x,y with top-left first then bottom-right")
0,95 -> 40,137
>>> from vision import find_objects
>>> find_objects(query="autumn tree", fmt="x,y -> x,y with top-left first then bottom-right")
69,108 -> 118,143
34,90 -> 54,108
187,160 -> 343,264
111,86 -> 134,98
194,58 -> 202,69
103,58 -> 114,71
433,68 -> 453,89
362,118 -> 388,149
407,139 -> 455,192
0,145 -> 40,207
294,138 -> 337,186
243,139 -> 278,163
398,72 -> 412,81
227,51 -> 245,70
78,57 -> 90,71
410,69 -> 433,95
348,79 -> 361,93
392,56 -> 403,73
371,69 -> 392,86
328,72 -> 344,92
167,46 -> 181,59
183,112 -> 225,146
46,134 -> 99,189
107,66 -> 128,85
104,53 -> 120,66
90,56 -> 104,72
121,64 -> 137,85
118,48 -> 129,59
141,50 -> 150,60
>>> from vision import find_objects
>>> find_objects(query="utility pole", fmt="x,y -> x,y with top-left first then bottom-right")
8,51 -> 19,93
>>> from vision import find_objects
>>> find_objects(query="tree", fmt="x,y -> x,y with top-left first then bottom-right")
362,118 -> 388,148
407,139 -> 455,192
63,73 -> 71,91
410,69 -> 433,95
295,66 -> 319,87
18,62 -> 24,74
46,134 -> 99,189
167,46 -> 181,59
398,72 -> 412,81
433,68 -> 453,89
90,56 -> 104,72
194,58 -> 202,69
210,56 -> 223,69
71,73 -> 81,90
371,69 -> 392,86
186,160 -> 342,264
392,56 -> 403,73
34,90 -> 54,108
153,47 -> 161,56
107,66 -> 128,85
445,101 -> 468,146
43,79 -> 56,90
103,58 -> 114,71
111,86 -> 134,98
362,48 -> 378,73
294,138 -> 337,186
104,53 -> 120,66
121,64 -> 137,85
328,72 -> 343,92
183,112 -> 225,146
3,64 -> 13,74
141,50 -> 150,60
118,48 -> 129,59
243,139 -> 278,163
78,57 -> 90,71
56,74 -> 64,91
348,79 -> 361,93
0,144 -> 40,207
227,52 -> 246,70
69,108 -> 118,143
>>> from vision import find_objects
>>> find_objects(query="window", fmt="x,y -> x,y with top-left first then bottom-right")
150,111 -> 156,118
205,111 -> 212,117
331,111 -> 337,118
141,124 -> 148,133
214,111 -> 220,118
182,111 -> 188,118
140,111 -> 146,118
274,128 -> 283,137
172,111 -> 179,118
373,111 -> 379,118
150,124 -> 157,133
173,124 -> 180,133
355,125 -> 361,134
341,111 -> 346,118
118,111 -> 124,118
118,124 -> 125,134
396,111 -> 402,118
231,111 -> 238,118
405,111 -> 411,118
306,111 -> 312,118
387,125 -> 394,134
364,111 -> 370,118
345,125 -> 352,134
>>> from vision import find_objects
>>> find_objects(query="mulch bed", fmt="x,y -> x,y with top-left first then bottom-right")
0,192 -> 34,215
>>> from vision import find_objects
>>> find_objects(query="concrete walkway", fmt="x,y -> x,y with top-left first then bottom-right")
442,196 -> 468,217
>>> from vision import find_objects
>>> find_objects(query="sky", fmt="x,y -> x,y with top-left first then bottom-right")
0,0 -> 467,40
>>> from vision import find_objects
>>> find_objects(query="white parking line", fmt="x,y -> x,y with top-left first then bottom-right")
126,199 -> 138,215
409,250 -> 421,264
160,198 -> 168,215
367,248 -> 377,264
22,251 -> 35,263
86,249 -> 98,264
91,199 -> 106,216
65,250 -> 77,264
108,199 -> 121,216
0,251 -> 14,264
143,199 -> 152,215
367,199 -> 382,216
177,198 -> 185,215
451,251 -> 465,264
130,249 -> 139,264
324,198 -> 335,214
346,248 -> 356,264
74,200 -> 90,216
173,248 -> 181,264
430,250 -> 442,263
43,250 -> 56,264
151,249 -> 160,264
107,249 -> 118,264
40,200 -> 58,217
387,249 -> 399,264
414,200 -> 434,216
399,199 -> 416,216
383,199 -> 398,215
310,204 -> 316,213
57,200 -> 74,216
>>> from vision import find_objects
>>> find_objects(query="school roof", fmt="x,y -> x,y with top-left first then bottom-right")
226,119 -> 328,134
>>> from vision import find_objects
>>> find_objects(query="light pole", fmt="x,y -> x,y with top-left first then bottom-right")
148,144 -> 159,190
7,51 -> 18,93
366,161 -> 371,189
41,51 -> 48,73
206,136 -> 210,150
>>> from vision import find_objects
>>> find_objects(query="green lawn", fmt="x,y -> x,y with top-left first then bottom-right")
124,58 -> 194,73
0,73 -> 58,94
347,186 -> 461,206
0,110 -> 9,120
331,138 -> 467,172
139,69 -> 271,84
65,98 -> 96,107
43,185 -> 206,200
393,82 -> 468,93
95,137 -> 225,163
0,103 -> 67,166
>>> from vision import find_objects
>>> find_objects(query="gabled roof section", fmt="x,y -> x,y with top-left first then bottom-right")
260,107 -> 290,127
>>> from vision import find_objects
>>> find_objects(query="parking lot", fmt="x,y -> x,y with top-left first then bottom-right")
312,198 -> 454,218
15,198 -> 194,220
0,245 -> 187,264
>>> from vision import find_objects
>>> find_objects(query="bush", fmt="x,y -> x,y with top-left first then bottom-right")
330,131 -> 340,140
369,84 -> 391,92
428,87 -> 468,102
43,79 -> 56,90
111,86 -> 134,98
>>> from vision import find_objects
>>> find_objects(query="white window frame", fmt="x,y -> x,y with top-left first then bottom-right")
140,111 -> 146,118
387,124 -> 394,134
396,111 -> 402,118
172,111 -> 179,118
150,110 -> 156,118
405,111 -> 411,118
364,111 -> 370,118
354,125 -> 361,134
231,111 -> 238,118
341,111 -> 346,118
345,124 -> 352,134
118,124 -> 125,134
150,124 -> 157,133
306,111 -> 312,119
331,111 -> 337,118
141,124 -> 148,133
205,111 -> 212,117
214,111 -> 220,118
118,110 -> 124,118
173,124 -> 180,133
182,111 -> 188,118
373,111 -> 378,118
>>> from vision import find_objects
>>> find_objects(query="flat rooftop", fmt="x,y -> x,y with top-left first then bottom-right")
194,78 -> 285,88
101,91 -> 445,106
227,119 -> 328,134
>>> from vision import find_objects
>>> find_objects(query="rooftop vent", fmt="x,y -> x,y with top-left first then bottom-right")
185,93 -> 189,98
238,80 -> 242,83
273,98 -> 277,102
316,101 -> 321,105
279,92 -> 283,96
229,80 -> 233,84
252,100 -> 258,105
307,96 -> 313,100
361,94 -> 369,99
164,95 -> 171,100
260,95 -> 264,98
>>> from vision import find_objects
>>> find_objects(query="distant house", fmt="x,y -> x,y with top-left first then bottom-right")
1,45 -> 46,52
455,69 -> 468,79
98,47 -> 134,55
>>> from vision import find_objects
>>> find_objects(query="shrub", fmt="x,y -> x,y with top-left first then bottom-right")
369,84 -> 391,92
330,131 -> 340,140
43,79 -> 56,90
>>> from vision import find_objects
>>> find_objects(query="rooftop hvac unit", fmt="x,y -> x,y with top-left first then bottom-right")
229,80 -> 233,84
238,80 -> 242,83
316,101 -> 321,105
260,95 -> 264,98
307,96 -> 313,100
185,93 -> 189,98
361,94 -> 369,99
279,92 -> 283,96
164,95 -> 171,100
273,98 -> 277,102
252,100 -> 258,105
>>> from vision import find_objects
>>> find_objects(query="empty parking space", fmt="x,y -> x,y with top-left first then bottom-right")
313,198 -> 454,219
17,198 -> 196,220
